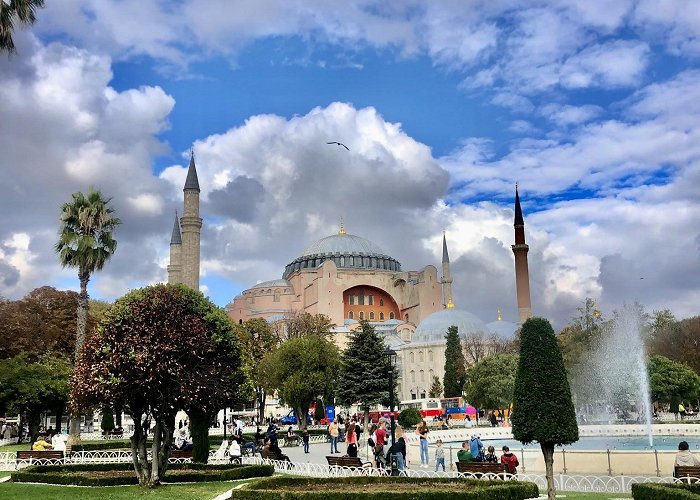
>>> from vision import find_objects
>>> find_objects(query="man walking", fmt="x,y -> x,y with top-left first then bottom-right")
328,418 -> 340,453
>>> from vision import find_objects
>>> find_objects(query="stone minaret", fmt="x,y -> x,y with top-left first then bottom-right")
511,185 -> 532,323
441,231 -> 453,308
167,213 -> 182,284
180,152 -> 202,291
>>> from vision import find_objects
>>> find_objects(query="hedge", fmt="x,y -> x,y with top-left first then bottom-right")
236,476 -> 539,500
632,483 -> 700,499
11,463 -> 273,486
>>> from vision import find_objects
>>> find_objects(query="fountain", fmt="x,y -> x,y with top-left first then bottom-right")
575,304 -> 654,446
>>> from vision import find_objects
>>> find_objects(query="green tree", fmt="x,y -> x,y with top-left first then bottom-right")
512,317 -> 578,500
428,375 -> 443,398
0,353 -> 72,443
0,0 -> 45,54
647,355 -> 700,408
336,321 -> 397,435
55,189 -> 120,443
398,407 -> 422,428
265,335 -> 339,430
443,325 -> 466,397
464,353 -> 518,416
71,284 -> 242,487
101,407 -> 115,433
648,315 -> 700,375
235,318 -> 279,423
283,311 -> 335,340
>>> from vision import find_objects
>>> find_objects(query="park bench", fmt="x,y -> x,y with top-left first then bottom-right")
283,434 -> 300,447
169,449 -> 193,459
456,461 -> 509,478
16,450 -> 64,464
326,455 -> 372,469
260,447 -> 290,462
674,466 -> 700,483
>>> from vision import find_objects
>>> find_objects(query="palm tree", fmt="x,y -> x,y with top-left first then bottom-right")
55,188 -> 120,442
0,0 -> 46,54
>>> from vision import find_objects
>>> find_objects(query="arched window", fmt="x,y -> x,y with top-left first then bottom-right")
389,312 -> 395,320
418,351 -> 424,362
380,312 -> 385,321
428,350 -> 433,362
379,298 -> 384,306
238,319 -> 242,325
429,369 -> 434,380
348,311 -> 354,320
369,311 -> 375,320
410,370 -> 416,383
359,311 -> 365,320
419,370 -> 425,382
409,352 -> 415,363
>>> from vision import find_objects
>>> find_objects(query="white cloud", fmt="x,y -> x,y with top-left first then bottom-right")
539,104 -> 603,127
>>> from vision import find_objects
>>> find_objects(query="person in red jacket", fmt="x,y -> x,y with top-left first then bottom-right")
500,445 -> 519,474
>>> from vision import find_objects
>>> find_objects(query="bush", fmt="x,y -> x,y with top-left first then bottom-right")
11,463 -> 273,486
237,476 -> 539,499
632,483 -> 700,499
397,408 -> 423,428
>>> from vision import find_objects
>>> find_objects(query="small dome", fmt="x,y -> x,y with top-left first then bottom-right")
412,308 -> 488,344
486,320 -> 520,340
252,279 -> 291,289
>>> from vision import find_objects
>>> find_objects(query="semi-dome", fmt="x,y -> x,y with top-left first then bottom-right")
283,230 -> 401,279
252,279 -> 291,289
412,308 -> 488,344
486,319 -> 520,340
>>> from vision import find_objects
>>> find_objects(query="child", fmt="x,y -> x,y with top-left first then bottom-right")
302,429 -> 310,454
484,445 -> 498,463
435,439 -> 445,472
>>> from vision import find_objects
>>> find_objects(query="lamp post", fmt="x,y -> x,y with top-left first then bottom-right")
383,346 -> 398,474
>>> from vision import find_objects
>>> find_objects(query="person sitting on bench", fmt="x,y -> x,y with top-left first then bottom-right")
675,441 -> 700,467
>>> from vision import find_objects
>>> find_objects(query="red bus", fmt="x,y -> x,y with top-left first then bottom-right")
399,398 -> 443,419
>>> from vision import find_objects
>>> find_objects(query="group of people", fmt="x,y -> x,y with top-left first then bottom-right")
455,434 -> 519,473
328,416 -> 363,458
30,430 -> 66,452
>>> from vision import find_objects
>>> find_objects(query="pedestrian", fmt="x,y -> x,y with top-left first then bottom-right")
434,439 -> 445,472
386,425 -> 407,473
302,429 -> 310,454
373,420 -> 387,467
500,445 -> 519,474
490,411 -> 498,427
679,402 -> 687,420
469,434 -> 484,461
416,420 -> 430,467
345,418 -> 358,457
328,418 -> 340,453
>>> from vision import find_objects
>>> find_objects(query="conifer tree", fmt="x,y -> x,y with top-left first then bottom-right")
428,376 -> 443,398
512,317 -> 578,500
443,325 -> 466,397
337,321 -> 397,435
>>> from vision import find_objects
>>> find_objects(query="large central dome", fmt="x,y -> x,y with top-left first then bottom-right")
283,230 -> 401,279
302,233 -> 386,257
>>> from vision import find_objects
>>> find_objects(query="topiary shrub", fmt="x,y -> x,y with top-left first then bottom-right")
398,408 -> 423,428
631,483 -> 700,499
236,476 -> 539,499
11,463 -> 274,486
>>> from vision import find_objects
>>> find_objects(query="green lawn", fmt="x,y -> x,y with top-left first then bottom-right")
0,480 -> 241,499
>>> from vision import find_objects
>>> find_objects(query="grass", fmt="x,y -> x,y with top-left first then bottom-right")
0,480 -> 241,499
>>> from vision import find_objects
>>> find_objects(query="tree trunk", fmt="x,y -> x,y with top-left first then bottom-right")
363,407 -> 371,439
69,269 -> 90,446
130,413 -> 150,487
55,404 -> 64,434
295,406 -> 307,430
541,442 -> 556,500
189,409 -> 210,463
150,421 -> 162,487
27,411 -> 40,444
257,388 -> 266,425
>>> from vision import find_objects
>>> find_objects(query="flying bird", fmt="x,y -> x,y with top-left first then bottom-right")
326,141 -> 349,151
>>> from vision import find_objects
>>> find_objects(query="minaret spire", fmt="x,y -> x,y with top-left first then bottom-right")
511,184 -> 532,323
167,211 -> 182,284
181,151 -> 202,290
441,231 -> 453,308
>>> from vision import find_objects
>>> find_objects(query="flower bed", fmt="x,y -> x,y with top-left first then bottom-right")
11,462 -> 273,486
235,476 -> 539,499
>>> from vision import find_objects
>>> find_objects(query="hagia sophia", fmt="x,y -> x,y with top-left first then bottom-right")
167,154 -> 532,402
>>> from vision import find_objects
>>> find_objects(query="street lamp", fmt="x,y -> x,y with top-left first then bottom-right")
383,346 -> 397,451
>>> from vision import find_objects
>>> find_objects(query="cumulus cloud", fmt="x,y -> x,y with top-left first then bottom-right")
0,33 -> 177,300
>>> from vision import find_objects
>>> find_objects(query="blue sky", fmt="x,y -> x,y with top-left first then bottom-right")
1,1 -> 699,328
